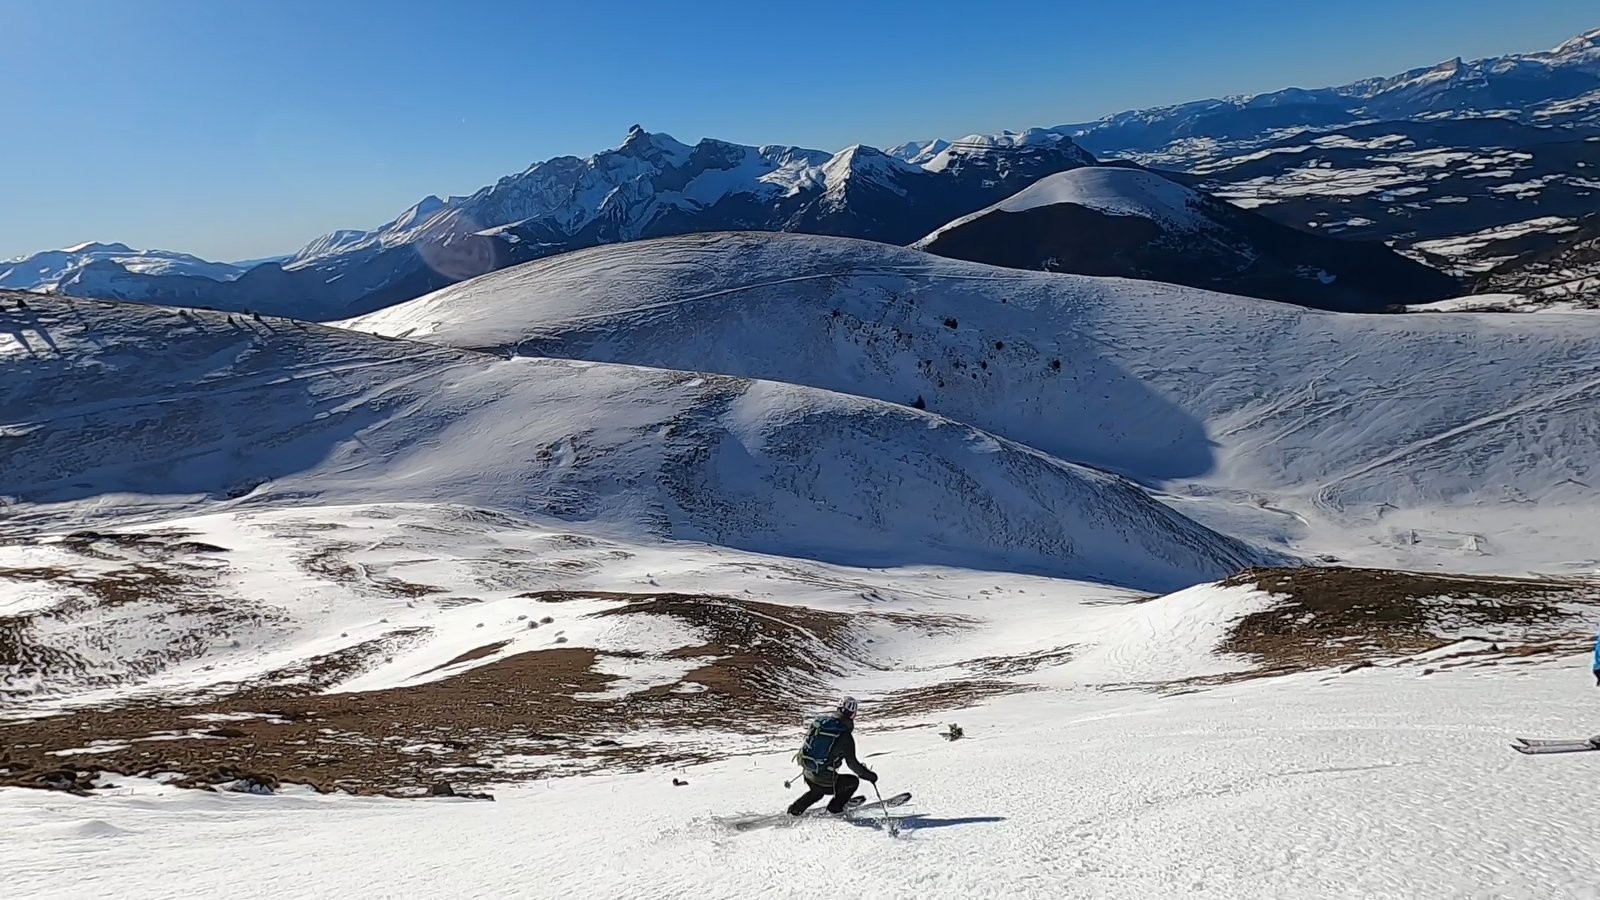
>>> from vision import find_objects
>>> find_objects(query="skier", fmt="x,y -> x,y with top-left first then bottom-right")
1593,625 -> 1599,686
788,696 -> 878,817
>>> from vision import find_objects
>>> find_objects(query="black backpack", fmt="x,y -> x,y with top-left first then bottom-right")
796,715 -> 848,774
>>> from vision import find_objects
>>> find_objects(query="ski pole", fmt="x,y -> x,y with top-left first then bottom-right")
870,781 -> 898,836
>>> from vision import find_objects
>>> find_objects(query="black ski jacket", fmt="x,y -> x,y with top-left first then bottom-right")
805,723 -> 874,787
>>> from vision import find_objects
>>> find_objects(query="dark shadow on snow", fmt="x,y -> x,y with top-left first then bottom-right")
897,814 -> 1007,830
849,814 -> 1007,831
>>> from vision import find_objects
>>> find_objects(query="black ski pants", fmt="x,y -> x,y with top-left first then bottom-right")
788,773 -> 860,815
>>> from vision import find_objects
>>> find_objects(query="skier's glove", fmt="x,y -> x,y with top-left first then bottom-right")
862,770 -> 878,784
1593,669 -> 1599,687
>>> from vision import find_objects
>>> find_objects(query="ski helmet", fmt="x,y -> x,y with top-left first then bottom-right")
837,696 -> 859,719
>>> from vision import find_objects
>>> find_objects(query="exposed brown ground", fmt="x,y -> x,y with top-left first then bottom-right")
9,546 -> 1597,799
1222,566 -> 1596,669
1098,567 -> 1599,696
0,582 -> 991,797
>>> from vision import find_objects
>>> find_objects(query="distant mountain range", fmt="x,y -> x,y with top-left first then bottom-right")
0,242 -> 250,295
13,26 -> 1598,317
1034,26 -> 1600,159
19,128 -> 1097,320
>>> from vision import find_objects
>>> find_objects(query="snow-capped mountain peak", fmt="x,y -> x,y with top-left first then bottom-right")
821,144 -> 919,197
921,128 -> 1097,174
286,229 -> 374,268
617,124 -> 694,167
887,138 -> 951,165
61,240 -> 135,255
0,243 -> 246,294
396,195 -> 447,228
965,166 -> 1213,230
1552,27 -> 1600,60
913,166 -> 1459,310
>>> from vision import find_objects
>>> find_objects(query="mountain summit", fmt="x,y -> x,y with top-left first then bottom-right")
913,166 -> 1460,310
40,127 -> 1098,319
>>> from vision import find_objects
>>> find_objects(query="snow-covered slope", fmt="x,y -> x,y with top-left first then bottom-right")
346,232 -> 1600,572
938,165 -> 1214,227
0,293 -> 1266,589
0,243 -> 244,294
10,647 -> 1600,899
912,167 -> 1459,309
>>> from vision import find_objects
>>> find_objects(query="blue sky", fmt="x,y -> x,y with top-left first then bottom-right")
1,0 -> 1595,261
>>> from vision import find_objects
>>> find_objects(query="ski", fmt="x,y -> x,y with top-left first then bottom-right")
730,792 -> 911,832
1512,739 -> 1599,755
854,791 -> 912,815
731,795 -> 867,832
1515,736 -> 1600,747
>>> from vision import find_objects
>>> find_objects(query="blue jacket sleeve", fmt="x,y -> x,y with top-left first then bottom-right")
1593,631 -> 1600,672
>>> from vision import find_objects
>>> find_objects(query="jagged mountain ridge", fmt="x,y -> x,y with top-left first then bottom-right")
46,127 -> 1096,320
879,27 -> 1600,164
27,27 -> 1600,317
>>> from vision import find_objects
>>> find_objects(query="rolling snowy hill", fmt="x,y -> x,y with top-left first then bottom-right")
346,232 -> 1600,573
0,291 -> 1264,588
911,167 -> 1458,309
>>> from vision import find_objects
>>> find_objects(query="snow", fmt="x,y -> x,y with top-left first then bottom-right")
921,129 -> 1092,173
1488,174 -> 1563,197
344,232 -> 1600,577
888,138 -> 951,166
1310,133 -> 1413,150
2,295 -> 1265,599
1190,145 -> 1312,174
9,658 -> 1600,899
1534,88 -> 1600,119
1407,293 -> 1532,312
677,143 -> 822,205
1316,216 -> 1376,230
0,245 -> 244,293
1411,217 -> 1579,266
918,167 -> 1214,243
9,229 -> 1600,896
278,128 -> 843,276
1210,164 -> 1425,206
1407,293 -> 1599,315
1065,582 -> 1279,683
821,145 -> 917,199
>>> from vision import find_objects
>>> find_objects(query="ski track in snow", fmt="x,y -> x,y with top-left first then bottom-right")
7,663 -> 1600,899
